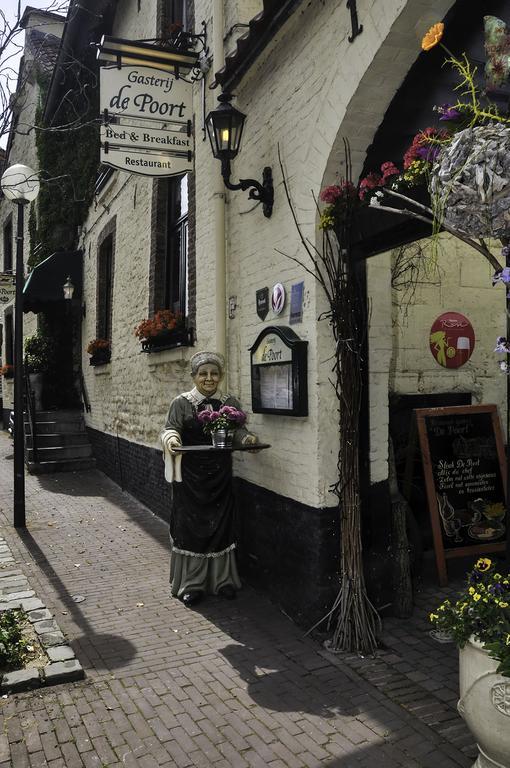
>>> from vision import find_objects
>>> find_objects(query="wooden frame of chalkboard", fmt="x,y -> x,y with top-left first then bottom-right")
415,405 -> 507,586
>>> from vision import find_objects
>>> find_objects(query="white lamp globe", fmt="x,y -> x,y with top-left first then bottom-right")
1,164 -> 40,203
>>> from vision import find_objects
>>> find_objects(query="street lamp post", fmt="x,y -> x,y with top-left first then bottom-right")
0,164 -> 40,528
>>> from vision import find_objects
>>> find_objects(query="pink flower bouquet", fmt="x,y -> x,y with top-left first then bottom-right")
197,405 -> 246,434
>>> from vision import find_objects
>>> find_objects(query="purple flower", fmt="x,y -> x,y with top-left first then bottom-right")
492,267 -> 510,285
438,104 -> 461,121
415,145 -> 441,163
494,336 -> 510,354
219,405 -> 246,426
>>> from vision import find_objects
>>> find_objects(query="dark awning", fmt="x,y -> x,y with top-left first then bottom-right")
23,250 -> 82,314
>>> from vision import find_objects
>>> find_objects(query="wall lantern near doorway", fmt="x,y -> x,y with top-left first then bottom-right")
63,275 -> 86,317
205,93 -> 274,218
62,276 -> 75,301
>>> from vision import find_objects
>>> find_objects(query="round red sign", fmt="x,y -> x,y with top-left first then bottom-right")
429,312 -> 475,368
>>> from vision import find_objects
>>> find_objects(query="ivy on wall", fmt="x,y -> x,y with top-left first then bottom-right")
29,52 -> 100,271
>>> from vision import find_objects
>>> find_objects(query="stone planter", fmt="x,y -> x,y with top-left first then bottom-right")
458,636 -> 510,767
431,124 -> 510,238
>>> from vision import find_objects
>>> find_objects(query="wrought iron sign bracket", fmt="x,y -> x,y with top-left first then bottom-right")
346,0 -> 363,43
221,159 -> 274,218
96,21 -> 208,83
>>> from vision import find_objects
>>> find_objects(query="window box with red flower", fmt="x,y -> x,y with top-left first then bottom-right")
134,310 -> 194,353
0,364 -> 14,379
86,339 -> 111,366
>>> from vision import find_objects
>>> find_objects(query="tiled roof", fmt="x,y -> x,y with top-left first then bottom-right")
211,0 -> 304,91
27,29 -> 62,75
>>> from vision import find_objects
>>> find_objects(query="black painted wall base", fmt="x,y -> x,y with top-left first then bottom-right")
86,427 -> 172,523
234,477 -> 341,627
2,408 -> 10,431
362,479 -> 394,614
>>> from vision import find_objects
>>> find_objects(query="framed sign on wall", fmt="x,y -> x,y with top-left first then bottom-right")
249,326 -> 308,416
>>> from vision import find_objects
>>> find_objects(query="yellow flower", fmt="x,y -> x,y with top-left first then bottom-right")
429,613 -> 439,621
473,594 -> 481,601
319,214 -> 335,231
421,22 -> 444,51
475,558 -> 492,572
506,634 -> 510,646
500,602 -> 509,608
468,587 -> 475,595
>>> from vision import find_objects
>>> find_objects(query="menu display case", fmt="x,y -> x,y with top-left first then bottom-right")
249,326 -> 308,416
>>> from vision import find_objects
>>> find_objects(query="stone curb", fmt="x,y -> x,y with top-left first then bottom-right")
0,537 -> 84,694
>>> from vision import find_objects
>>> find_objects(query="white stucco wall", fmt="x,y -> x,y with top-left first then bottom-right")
76,0 -> 507,514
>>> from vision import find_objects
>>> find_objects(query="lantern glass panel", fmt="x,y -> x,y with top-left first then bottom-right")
206,103 -> 246,160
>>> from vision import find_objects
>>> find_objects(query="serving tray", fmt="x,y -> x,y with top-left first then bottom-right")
173,444 -> 271,453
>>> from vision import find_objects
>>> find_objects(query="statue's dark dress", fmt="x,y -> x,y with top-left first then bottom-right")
170,396 -> 236,556
164,390 -> 247,595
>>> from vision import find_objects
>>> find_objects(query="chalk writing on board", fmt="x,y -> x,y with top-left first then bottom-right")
415,404 -> 506,586
424,412 -> 506,546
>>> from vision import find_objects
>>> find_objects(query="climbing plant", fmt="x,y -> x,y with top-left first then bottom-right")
30,49 -> 100,270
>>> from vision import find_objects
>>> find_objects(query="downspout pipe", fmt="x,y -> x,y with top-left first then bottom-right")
212,0 -> 226,360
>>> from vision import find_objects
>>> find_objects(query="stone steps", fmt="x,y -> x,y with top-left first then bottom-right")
27,457 -> 96,475
26,432 -> 89,448
25,409 -> 95,474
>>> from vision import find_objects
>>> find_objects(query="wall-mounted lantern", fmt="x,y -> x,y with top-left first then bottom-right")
205,93 -> 273,218
62,276 -> 75,301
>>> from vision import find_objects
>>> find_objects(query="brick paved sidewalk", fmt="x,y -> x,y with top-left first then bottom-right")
0,431 -> 475,768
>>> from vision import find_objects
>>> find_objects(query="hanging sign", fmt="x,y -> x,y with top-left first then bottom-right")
271,283 -> 286,315
289,281 -> 304,324
0,273 -> 15,305
256,287 -> 269,320
429,312 -> 475,368
99,65 -> 193,177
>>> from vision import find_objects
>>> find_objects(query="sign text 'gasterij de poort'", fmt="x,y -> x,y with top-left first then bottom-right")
99,65 -> 193,177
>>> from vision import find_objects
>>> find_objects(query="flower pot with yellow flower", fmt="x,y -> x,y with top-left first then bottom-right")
430,558 -> 510,768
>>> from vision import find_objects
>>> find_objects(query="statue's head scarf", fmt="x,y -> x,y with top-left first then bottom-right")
190,351 -> 225,377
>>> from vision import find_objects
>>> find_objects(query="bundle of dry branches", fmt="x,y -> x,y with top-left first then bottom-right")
278,144 -> 380,654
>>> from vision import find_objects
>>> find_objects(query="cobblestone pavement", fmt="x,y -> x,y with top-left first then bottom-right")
0,431 -> 477,768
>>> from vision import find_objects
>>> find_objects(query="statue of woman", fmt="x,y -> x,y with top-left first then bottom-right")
160,351 -> 258,607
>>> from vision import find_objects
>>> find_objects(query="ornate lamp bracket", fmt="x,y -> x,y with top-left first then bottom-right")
221,160 -> 274,218
347,0 -> 363,43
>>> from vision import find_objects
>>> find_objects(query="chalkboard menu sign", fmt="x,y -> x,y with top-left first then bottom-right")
415,405 -> 507,585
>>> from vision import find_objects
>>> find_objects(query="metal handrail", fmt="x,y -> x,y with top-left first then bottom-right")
23,357 -> 38,464
80,371 -> 91,413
